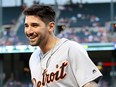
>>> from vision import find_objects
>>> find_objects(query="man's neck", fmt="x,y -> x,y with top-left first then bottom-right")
40,37 -> 59,54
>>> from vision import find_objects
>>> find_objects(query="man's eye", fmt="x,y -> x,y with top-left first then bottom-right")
32,24 -> 39,27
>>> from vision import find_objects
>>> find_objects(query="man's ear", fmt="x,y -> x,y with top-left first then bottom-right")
48,22 -> 55,32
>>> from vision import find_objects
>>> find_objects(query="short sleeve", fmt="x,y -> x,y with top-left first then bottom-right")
29,48 -> 41,80
68,42 -> 102,87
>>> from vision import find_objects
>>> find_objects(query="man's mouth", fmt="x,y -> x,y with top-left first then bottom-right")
28,36 -> 37,41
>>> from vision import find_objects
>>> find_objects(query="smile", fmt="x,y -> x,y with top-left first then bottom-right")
28,36 -> 37,41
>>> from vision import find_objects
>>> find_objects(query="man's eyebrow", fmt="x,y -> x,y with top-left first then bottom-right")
24,23 -> 39,26
31,23 -> 39,24
31,23 -> 40,25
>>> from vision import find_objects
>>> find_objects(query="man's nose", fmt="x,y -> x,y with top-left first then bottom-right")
27,26 -> 34,32
26,27 -> 34,35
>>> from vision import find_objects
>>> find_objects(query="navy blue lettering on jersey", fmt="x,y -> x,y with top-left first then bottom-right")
32,61 -> 68,87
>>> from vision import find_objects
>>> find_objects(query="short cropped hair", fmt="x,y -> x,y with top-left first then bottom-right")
23,4 -> 55,24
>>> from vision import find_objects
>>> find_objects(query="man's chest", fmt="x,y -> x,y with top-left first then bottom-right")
31,54 -> 69,87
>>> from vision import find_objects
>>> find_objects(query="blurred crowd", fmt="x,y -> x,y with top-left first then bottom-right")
0,23 -> 116,46
1,3 -> 116,46
57,25 -> 116,43
0,26 -> 24,46
1,2 -> 116,87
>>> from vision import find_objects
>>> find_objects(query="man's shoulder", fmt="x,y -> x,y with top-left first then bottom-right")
63,38 -> 82,47
32,47 -> 41,56
62,38 -> 86,52
29,47 -> 41,62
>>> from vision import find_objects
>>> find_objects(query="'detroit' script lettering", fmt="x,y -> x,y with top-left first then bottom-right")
32,61 -> 68,87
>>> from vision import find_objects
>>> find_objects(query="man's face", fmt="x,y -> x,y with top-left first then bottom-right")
24,16 -> 49,46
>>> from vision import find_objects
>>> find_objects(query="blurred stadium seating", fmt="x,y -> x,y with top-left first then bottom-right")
1,3 -> 116,46
1,2 -> 116,87
0,6 -> 28,46
3,6 -> 22,25
57,3 -> 116,43
58,3 -> 116,27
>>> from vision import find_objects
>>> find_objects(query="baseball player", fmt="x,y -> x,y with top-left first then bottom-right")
23,4 -> 102,87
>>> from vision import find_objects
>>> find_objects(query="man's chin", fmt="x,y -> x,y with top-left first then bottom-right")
30,42 -> 38,46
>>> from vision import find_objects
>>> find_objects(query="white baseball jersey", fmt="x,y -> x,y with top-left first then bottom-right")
29,38 -> 102,87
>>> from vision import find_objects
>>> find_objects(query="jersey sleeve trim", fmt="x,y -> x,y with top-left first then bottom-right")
80,73 -> 103,87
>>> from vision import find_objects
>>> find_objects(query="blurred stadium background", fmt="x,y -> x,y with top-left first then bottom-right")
0,0 -> 116,87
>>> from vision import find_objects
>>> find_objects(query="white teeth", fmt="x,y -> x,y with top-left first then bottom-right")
29,37 -> 35,40
28,37 -> 35,40
29,37 -> 34,39
29,36 -> 36,39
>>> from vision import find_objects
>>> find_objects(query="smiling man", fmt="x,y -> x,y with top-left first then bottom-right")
23,4 -> 102,87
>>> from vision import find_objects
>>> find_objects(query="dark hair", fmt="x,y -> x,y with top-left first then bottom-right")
23,4 -> 55,24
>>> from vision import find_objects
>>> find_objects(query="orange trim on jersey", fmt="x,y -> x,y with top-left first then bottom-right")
32,60 -> 68,87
